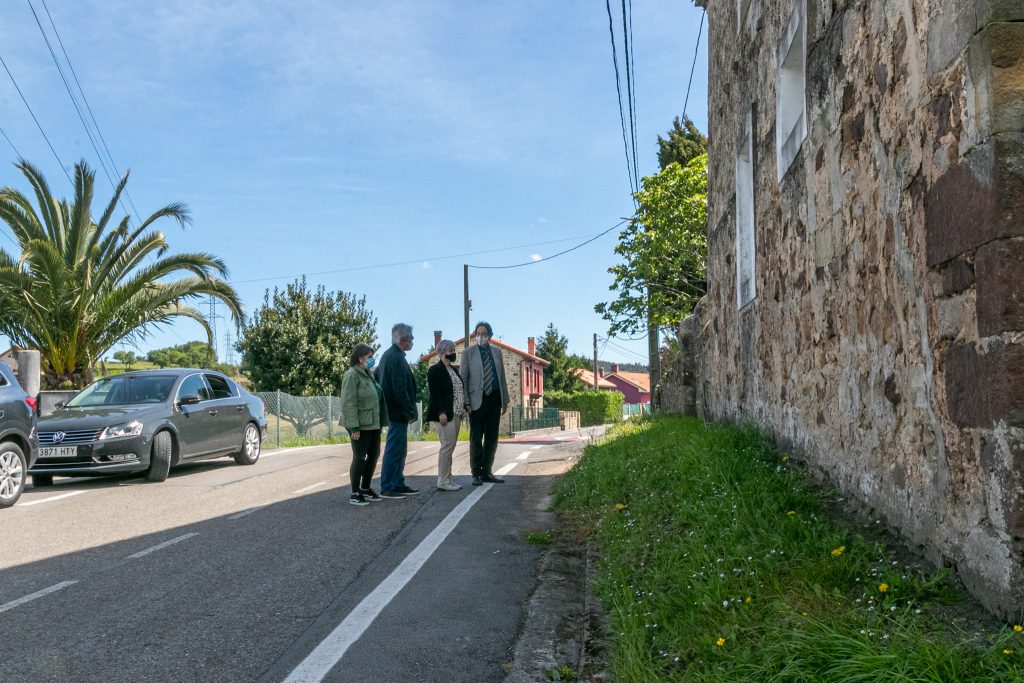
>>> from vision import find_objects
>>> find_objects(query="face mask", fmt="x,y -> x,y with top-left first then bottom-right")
365,357 -> 376,369
445,353 -> 457,363
477,335 -> 488,346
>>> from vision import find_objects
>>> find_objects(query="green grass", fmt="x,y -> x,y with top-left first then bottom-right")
523,529 -> 557,545
417,426 -> 471,442
554,416 -> 1024,682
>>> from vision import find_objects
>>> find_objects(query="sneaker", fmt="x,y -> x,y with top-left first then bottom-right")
472,476 -> 483,486
349,493 -> 370,506
360,488 -> 383,502
396,485 -> 420,496
379,489 -> 406,499
437,483 -> 462,491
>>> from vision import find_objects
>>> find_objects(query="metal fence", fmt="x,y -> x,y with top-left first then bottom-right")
623,402 -> 651,419
510,405 -> 560,433
255,390 -> 422,448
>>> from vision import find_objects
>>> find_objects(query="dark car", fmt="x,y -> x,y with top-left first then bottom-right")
30,369 -> 267,485
0,362 -> 38,507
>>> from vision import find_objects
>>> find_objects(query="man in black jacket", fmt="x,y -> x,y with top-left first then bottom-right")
374,322 -> 419,498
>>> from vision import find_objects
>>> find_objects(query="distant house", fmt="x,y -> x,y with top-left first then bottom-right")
0,345 -> 25,373
604,364 -> 651,405
420,331 -> 550,435
572,368 -> 617,390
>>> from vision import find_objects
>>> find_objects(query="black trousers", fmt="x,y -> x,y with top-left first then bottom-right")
469,391 -> 501,477
349,429 -> 382,492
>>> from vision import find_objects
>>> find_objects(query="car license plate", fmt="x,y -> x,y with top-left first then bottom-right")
39,446 -> 78,458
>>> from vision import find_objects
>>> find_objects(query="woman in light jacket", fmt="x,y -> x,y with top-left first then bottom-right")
340,343 -> 388,506
426,339 -> 465,491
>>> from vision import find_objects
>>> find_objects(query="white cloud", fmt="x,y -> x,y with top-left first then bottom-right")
530,254 -> 542,262
422,261 -> 431,269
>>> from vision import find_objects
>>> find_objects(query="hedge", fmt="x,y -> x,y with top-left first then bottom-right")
545,390 -> 624,427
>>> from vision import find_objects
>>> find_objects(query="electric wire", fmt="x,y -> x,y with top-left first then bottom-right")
0,52 -> 72,184
469,220 -> 625,270
621,0 -> 639,190
0,124 -> 22,158
605,0 -> 637,198
683,8 -> 706,118
38,0 -> 142,221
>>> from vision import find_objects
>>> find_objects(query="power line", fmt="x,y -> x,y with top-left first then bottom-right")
231,232 -> 611,284
37,0 -> 142,221
470,220 -> 625,270
621,0 -> 639,190
683,9 -> 706,118
0,52 -> 72,184
0,123 -> 22,158
605,0 -> 637,198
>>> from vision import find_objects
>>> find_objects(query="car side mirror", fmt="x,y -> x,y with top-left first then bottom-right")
55,401 -> 65,409
178,395 -> 202,407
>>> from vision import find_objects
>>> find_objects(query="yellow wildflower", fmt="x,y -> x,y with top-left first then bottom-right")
613,503 -> 626,511
744,596 -> 752,604
782,455 -> 790,462
878,583 -> 889,593
787,511 -> 796,516
1015,624 -> 1023,633
1004,649 -> 1013,655
716,637 -> 725,647
831,545 -> 846,556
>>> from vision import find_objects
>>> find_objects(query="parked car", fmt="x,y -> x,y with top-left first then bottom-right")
30,369 -> 267,485
0,361 -> 38,508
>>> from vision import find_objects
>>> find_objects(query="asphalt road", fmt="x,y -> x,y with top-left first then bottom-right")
2,433 -> 591,682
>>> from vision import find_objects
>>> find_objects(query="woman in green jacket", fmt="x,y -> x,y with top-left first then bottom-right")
341,343 -> 389,506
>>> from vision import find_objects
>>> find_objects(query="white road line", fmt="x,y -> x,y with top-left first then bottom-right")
494,462 -> 517,476
284,463 -> 520,683
261,445 -> 332,459
529,445 -> 542,450
516,451 -> 531,461
0,581 -> 77,615
128,533 -> 198,559
228,506 -> 267,520
294,481 -> 327,494
20,490 -> 87,506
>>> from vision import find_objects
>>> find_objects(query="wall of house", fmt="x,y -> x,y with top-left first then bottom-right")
668,0 -> 1024,615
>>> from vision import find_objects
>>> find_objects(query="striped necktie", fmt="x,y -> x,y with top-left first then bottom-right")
481,347 -> 495,395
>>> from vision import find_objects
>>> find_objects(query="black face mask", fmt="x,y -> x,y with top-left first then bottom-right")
445,353 -> 457,363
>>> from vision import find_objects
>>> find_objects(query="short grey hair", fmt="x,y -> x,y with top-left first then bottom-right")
436,339 -> 456,355
391,323 -> 413,344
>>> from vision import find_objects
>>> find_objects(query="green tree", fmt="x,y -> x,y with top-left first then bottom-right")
147,340 -> 215,368
596,153 -> 708,338
535,324 -> 586,392
656,115 -> 708,170
112,350 -> 137,369
0,159 -> 241,388
237,278 -> 377,397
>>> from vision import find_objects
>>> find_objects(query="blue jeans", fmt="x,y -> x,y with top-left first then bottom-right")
380,421 -> 408,491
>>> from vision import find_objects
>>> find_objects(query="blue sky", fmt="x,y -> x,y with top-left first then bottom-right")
0,0 -> 708,366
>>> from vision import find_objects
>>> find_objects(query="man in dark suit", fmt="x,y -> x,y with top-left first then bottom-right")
459,321 -> 510,486
374,322 -> 419,498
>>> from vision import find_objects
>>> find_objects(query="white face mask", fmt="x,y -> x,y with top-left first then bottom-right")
476,335 -> 488,346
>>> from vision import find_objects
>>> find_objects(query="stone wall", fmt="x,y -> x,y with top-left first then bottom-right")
668,0 -> 1024,615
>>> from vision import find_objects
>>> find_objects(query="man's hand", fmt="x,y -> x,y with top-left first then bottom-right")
439,414 -> 448,427
351,431 -> 361,441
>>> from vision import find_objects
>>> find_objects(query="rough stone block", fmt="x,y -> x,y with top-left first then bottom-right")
940,258 -> 975,296
976,238 -> 1024,335
989,23 -> 1024,135
925,134 -> 1024,266
945,340 -> 1024,427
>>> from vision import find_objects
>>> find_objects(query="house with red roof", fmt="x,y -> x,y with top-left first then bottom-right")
604,364 -> 651,405
572,367 -> 617,390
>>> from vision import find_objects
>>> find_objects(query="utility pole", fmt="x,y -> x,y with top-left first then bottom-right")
593,333 -> 599,390
207,296 -> 219,363
647,287 -> 661,394
224,331 -> 235,366
463,264 -> 471,349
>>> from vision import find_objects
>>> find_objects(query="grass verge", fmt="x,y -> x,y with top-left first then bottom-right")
554,415 -> 1024,682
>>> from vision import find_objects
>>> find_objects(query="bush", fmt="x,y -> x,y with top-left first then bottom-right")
546,390 -> 623,426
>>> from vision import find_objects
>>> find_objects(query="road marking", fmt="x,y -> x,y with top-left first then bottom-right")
530,445 -> 542,450
128,533 -> 198,559
294,481 -> 327,494
494,462 -> 517,476
261,445 -> 331,459
516,451 -> 531,461
284,463 -> 519,682
229,506 -> 267,520
0,581 -> 77,615
20,490 -> 87,506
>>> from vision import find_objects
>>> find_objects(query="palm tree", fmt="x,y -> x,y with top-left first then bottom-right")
0,159 -> 243,388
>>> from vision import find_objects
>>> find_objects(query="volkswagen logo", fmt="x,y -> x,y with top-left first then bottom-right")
52,431 -> 66,444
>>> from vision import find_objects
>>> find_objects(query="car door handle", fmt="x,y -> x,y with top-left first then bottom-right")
0,410 -> 4,419
207,409 -> 219,416
236,406 -> 245,412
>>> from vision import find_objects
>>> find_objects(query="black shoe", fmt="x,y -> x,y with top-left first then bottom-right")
379,489 -> 406,499
349,493 -> 370,506
481,475 -> 505,484
360,488 -> 382,502
472,476 -> 483,486
396,485 -> 420,495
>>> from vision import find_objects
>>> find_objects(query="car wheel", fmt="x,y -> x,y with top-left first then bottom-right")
0,441 -> 27,508
234,422 -> 261,465
146,431 -> 172,483
32,474 -> 53,488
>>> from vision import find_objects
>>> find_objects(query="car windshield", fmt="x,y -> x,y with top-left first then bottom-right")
66,374 -> 177,407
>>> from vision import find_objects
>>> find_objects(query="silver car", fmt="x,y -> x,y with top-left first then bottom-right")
0,362 -> 38,507
31,369 -> 267,486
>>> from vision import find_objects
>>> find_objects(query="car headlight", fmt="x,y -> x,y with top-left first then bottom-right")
99,420 -> 144,440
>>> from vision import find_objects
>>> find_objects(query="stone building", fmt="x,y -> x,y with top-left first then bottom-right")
662,0 -> 1024,615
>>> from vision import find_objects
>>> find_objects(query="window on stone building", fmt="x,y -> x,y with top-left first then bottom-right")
736,110 -> 756,308
775,0 -> 807,182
